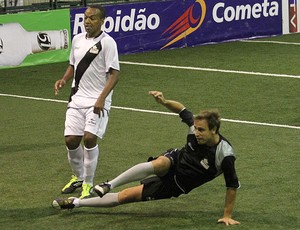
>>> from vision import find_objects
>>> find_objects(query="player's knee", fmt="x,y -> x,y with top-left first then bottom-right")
118,187 -> 142,204
83,132 -> 97,148
152,156 -> 171,176
65,136 -> 81,150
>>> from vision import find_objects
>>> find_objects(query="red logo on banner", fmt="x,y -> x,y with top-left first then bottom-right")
161,0 -> 206,49
289,1 -> 298,33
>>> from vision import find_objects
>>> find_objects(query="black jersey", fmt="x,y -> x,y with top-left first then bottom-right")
173,108 -> 239,194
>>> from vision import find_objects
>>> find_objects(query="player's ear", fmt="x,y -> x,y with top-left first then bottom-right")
211,127 -> 217,134
100,18 -> 105,25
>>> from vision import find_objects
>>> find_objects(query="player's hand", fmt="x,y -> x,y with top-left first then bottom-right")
148,91 -> 166,104
54,79 -> 66,95
217,217 -> 240,226
94,97 -> 105,117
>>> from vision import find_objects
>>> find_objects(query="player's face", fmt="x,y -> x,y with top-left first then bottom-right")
194,119 -> 216,146
84,8 -> 104,38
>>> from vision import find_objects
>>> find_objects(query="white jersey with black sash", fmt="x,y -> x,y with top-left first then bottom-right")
175,109 -> 239,194
68,31 -> 120,109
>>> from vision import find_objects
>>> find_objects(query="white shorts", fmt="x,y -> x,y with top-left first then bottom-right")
64,107 -> 109,138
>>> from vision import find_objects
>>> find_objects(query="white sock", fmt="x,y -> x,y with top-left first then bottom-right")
67,145 -> 84,180
83,145 -> 99,185
75,193 -> 120,208
109,162 -> 154,189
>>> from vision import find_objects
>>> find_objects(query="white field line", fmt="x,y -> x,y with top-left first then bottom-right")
240,40 -> 300,46
1,93 -> 299,130
119,61 -> 300,79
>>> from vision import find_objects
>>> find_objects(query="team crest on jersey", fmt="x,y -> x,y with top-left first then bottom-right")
200,158 -> 209,170
89,45 -> 99,54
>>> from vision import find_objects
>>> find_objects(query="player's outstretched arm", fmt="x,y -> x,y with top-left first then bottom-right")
217,188 -> 240,226
148,91 -> 185,114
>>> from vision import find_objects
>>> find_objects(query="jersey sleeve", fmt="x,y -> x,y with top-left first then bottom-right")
179,108 -> 194,127
69,35 -> 77,66
102,36 -> 120,72
221,156 -> 240,188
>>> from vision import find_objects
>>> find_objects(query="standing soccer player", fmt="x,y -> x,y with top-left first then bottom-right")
54,5 -> 120,199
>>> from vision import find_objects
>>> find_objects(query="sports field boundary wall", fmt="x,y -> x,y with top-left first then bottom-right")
0,0 -> 299,68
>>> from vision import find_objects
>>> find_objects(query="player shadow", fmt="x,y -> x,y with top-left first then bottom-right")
58,206 -> 220,224
54,208 -> 299,229
1,204 -> 296,229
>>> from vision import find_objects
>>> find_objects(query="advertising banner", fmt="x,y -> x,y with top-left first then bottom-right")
71,0 -> 283,54
0,0 -> 293,68
0,9 -> 71,68
288,0 -> 298,32
70,0 -> 186,53
185,0 -> 282,46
